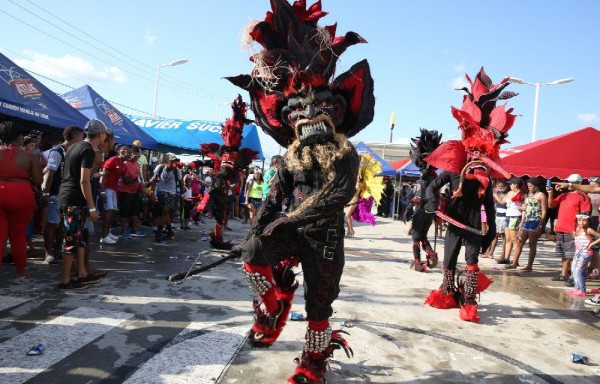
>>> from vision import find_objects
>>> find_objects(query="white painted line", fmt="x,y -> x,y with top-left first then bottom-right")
124,325 -> 247,384
0,307 -> 133,384
0,296 -> 29,312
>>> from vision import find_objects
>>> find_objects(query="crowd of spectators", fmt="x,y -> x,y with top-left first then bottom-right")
0,119 -> 273,289
2,118 -> 598,302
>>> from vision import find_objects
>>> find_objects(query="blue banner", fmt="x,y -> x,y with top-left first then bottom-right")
0,52 -> 89,129
61,86 -> 158,149
128,115 -> 265,160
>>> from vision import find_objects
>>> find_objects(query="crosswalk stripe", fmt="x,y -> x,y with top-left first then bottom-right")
123,324 -> 247,384
0,296 -> 29,312
0,307 -> 133,384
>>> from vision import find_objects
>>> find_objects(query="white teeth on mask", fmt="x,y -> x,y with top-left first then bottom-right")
300,121 -> 327,139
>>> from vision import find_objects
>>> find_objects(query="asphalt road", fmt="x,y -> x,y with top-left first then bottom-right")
1,216 -> 599,383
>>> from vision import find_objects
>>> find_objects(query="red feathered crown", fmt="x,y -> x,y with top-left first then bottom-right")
226,0 -> 375,147
425,68 -> 518,178
200,95 -> 258,172
452,67 -> 518,157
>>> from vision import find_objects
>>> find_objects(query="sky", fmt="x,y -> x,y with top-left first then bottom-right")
1,0 -> 599,159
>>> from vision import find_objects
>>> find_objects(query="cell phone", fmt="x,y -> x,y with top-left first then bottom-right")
546,179 -> 552,189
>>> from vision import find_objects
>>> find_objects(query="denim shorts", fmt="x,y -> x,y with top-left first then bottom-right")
522,220 -> 540,232
248,197 -> 262,209
505,216 -> 521,230
104,188 -> 118,211
46,195 -> 61,225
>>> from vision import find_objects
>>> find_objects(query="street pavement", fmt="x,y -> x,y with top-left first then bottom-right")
1,216 -> 599,383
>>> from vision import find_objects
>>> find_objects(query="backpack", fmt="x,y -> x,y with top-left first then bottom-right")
48,145 -> 65,195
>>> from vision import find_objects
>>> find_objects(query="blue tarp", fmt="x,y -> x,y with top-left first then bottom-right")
397,160 -> 421,177
354,142 -> 396,177
61,86 -> 158,149
128,116 -> 265,160
0,52 -> 89,129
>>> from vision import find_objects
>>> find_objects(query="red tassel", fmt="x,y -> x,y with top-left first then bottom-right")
476,272 -> 493,293
459,304 -> 480,323
425,289 -> 458,309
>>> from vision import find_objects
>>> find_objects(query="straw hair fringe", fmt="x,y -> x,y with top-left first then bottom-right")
285,134 -> 353,219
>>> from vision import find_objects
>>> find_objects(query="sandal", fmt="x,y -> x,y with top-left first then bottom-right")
16,270 -> 30,279
519,267 -> 533,272
90,270 -> 108,278
504,264 -> 518,270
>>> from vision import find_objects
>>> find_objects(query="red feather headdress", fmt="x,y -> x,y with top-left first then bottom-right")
426,67 -> 518,179
200,95 -> 258,172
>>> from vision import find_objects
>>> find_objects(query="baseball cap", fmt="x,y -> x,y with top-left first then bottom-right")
165,153 -> 178,161
565,174 -> 583,184
132,140 -> 142,147
85,119 -> 112,135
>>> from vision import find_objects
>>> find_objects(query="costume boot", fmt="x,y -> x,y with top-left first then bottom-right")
425,267 -> 459,308
288,320 -> 353,384
412,241 -> 425,272
459,265 -> 480,323
244,262 -> 298,347
422,240 -> 438,268
210,223 -> 233,249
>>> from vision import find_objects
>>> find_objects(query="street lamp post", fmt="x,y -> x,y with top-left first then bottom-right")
153,59 -> 188,117
508,76 -> 574,142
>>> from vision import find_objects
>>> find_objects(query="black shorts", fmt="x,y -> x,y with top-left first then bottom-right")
118,192 -> 140,217
555,232 -> 575,259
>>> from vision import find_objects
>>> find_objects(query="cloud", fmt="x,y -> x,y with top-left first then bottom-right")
577,113 -> 600,124
144,30 -> 156,45
453,62 -> 466,73
450,75 -> 469,90
14,50 -> 126,85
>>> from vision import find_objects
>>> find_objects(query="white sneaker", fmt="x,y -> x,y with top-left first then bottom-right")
100,236 -> 117,244
108,233 -> 119,241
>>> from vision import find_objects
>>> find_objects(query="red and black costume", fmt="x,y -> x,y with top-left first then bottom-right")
406,129 -> 442,271
226,1 -> 374,382
423,68 -> 517,322
197,96 -> 258,249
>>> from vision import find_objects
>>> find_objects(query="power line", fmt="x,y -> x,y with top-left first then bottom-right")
0,45 -> 183,117
22,66 -> 154,116
0,7 -> 227,103
18,0 -> 229,102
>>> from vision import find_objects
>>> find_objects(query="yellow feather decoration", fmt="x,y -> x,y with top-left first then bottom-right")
358,154 -> 385,204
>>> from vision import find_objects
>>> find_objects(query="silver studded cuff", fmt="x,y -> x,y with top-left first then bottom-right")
244,269 -> 273,296
304,326 -> 332,353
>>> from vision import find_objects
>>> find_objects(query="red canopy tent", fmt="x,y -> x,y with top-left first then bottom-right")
390,158 -> 410,170
499,127 -> 600,179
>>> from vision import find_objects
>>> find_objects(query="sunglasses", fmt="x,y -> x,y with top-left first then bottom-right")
590,177 -> 600,182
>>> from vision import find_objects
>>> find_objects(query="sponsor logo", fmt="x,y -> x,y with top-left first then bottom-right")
95,98 -> 123,125
0,64 -> 42,98
10,79 -> 41,98
62,95 -> 82,109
